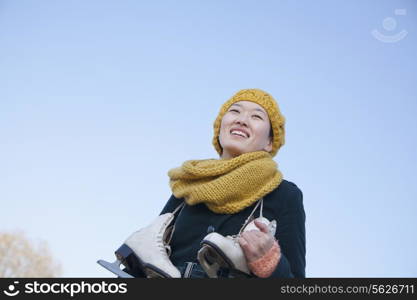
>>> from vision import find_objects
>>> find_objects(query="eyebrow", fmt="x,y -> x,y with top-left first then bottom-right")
230,103 -> 267,115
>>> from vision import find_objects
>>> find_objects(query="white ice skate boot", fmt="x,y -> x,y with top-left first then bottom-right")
98,203 -> 184,278
197,199 -> 276,278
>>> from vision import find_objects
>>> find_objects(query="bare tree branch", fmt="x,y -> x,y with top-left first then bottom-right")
0,231 -> 61,277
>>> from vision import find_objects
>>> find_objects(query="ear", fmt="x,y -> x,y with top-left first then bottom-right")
264,136 -> 273,152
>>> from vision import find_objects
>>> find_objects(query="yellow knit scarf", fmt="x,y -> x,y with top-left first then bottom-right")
168,151 -> 283,214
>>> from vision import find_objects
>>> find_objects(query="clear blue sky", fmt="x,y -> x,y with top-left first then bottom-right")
0,0 -> 416,277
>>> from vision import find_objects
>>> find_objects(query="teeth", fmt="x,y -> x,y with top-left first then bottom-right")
231,130 -> 248,138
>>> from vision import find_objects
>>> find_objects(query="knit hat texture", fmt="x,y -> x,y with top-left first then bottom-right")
212,88 -> 285,157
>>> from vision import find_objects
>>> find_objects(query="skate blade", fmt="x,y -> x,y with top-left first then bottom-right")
201,241 -> 233,268
198,243 -> 251,278
97,259 -> 134,278
197,245 -> 223,278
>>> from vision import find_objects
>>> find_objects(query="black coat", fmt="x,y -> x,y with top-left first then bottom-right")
160,179 -> 306,278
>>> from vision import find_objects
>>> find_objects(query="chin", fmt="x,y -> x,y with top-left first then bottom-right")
222,145 -> 246,157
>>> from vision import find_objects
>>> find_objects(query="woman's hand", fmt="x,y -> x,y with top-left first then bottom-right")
238,219 -> 276,261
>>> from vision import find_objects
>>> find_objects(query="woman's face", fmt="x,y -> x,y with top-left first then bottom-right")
219,101 -> 272,159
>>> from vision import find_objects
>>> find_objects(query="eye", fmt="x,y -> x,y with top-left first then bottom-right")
229,109 -> 239,113
253,115 -> 263,120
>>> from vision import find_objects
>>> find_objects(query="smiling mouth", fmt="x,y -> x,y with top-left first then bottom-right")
231,133 -> 246,139
230,129 -> 249,139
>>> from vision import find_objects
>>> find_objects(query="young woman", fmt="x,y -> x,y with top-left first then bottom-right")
117,88 -> 305,278
156,88 -> 306,278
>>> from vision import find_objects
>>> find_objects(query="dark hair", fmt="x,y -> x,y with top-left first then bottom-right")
269,120 -> 274,140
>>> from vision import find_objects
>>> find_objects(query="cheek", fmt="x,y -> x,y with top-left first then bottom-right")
254,124 -> 271,140
220,116 -> 232,133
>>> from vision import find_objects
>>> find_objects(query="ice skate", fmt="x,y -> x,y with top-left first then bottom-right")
97,257 -> 134,278
197,199 -> 276,278
98,203 -> 184,278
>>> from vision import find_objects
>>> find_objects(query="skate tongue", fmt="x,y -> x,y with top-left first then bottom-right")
97,259 -> 134,278
243,217 -> 277,236
268,220 -> 277,236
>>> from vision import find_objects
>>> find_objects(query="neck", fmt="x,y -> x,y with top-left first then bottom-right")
220,149 -> 241,160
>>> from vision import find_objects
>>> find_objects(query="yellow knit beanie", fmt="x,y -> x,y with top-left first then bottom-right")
212,88 -> 285,157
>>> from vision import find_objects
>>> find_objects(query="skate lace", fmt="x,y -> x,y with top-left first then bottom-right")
238,198 -> 263,236
227,234 -> 241,245
157,220 -> 171,255
155,203 -> 185,257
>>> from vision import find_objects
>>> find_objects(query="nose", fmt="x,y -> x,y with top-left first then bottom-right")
234,112 -> 249,127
